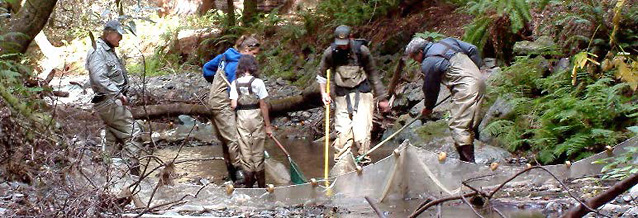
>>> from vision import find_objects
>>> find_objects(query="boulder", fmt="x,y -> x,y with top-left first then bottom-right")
513,36 -> 558,56
478,95 -> 514,145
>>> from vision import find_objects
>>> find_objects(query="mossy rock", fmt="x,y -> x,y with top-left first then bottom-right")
414,119 -> 450,143
513,36 -> 559,56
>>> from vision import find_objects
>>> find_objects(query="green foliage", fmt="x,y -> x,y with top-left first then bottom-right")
414,31 -> 447,41
544,0 -> 638,57
593,146 -> 638,180
0,48 -> 51,125
316,0 -> 400,27
485,56 -> 638,164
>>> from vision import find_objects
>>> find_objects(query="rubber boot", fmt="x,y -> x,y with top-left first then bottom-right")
256,170 -> 266,188
457,144 -> 475,163
244,171 -> 255,188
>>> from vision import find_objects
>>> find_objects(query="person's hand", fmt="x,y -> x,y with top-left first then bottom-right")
321,93 -> 332,106
421,108 -> 432,118
378,99 -> 390,113
119,95 -> 129,105
265,125 -> 273,137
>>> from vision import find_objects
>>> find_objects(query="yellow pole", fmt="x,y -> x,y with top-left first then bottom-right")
324,69 -> 331,195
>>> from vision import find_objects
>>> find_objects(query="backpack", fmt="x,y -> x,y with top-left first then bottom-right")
331,38 -> 369,62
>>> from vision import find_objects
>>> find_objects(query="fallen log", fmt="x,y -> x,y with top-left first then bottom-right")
131,85 -> 323,119
562,173 -> 638,218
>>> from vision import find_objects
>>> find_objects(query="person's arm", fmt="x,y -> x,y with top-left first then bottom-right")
229,81 -> 238,109
87,50 -> 122,97
256,79 -> 272,136
317,47 -> 333,105
453,38 -> 483,68
203,54 -> 222,83
360,46 -> 387,100
260,99 -> 272,136
421,59 -> 444,111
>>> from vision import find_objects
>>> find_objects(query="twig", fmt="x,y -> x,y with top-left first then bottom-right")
365,196 -> 387,218
410,166 -> 604,218
409,192 -> 477,218
459,186 -> 484,218
133,183 -> 210,217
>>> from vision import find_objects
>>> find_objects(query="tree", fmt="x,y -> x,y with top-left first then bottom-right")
225,0 -> 235,27
242,0 -> 258,26
0,0 -> 58,55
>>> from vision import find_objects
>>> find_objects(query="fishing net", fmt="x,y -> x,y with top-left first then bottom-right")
94,136 -> 638,214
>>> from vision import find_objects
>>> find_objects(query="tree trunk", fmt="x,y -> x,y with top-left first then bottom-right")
562,173 -> 638,217
225,0 -> 235,27
131,86 -> 322,119
0,0 -> 58,55
242,0 -> 257,26
199,0 -> 215,15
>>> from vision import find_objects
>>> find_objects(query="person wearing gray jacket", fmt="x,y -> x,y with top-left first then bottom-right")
86,20 -> 144,175
404,37 -> 486,163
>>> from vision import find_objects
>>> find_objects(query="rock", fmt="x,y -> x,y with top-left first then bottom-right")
474,140 -> 513,165
178,115 -> 196,126
624,207 -> 638,217
276,77 -> 287,86
554,58 -> 570,74
483,58 -> 497,69
630,184 -> 638,200
600,204 -> 624,215
623,195 -> 633,202
409,100 -> 425,117
478,95 -> 514,145
543,201 -> 565,214
302,111 -> 312,119
513,36 -> 558,56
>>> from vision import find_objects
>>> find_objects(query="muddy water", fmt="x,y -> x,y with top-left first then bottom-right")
152,137 -> 398,184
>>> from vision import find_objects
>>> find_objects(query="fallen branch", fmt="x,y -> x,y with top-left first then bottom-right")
409,166 -> 601,218
365,196 -> 387,218
563,173 -> 638,218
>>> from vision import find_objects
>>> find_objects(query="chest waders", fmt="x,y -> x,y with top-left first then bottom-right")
331,48 -> 375,166
426,40 -> 484,163
207,57 -> 243,182
235,78 -> 267,188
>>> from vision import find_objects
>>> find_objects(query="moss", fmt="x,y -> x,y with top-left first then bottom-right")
415,120 -> 450,143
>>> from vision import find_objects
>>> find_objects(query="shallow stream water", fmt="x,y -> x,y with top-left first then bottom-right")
152,138 -> 546,217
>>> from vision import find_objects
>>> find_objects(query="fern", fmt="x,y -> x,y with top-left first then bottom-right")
486,55 -> 638,164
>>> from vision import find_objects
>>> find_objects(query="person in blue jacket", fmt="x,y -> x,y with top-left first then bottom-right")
202,35 -> 260,184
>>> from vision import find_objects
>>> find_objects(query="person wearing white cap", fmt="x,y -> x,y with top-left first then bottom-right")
86,20 -> 144,175
404,37 -> 485,163
316,25 -> 389,165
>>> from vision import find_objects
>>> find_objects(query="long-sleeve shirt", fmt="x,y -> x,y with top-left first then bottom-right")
203,48 -> 242,84
421,38 -> 482,109
86,38 -> 129,97
316,41 -> 387,99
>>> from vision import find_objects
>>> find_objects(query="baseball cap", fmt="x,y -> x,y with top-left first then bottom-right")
334,25 -> 351,46
104,20 -> 126,35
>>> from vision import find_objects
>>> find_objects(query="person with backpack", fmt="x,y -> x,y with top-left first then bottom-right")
202,35 -> 261,183
229,55 -> 272,188
316,25 -> 390,165
404,37 -> 486,163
